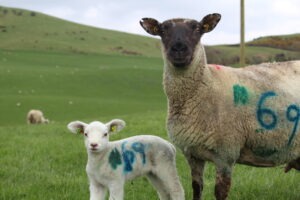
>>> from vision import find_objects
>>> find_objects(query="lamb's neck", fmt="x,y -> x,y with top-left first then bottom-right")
87,148 -> 108,167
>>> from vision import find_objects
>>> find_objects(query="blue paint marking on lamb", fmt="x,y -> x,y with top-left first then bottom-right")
114,141 -> 148,173
108,148 -> 122,170
121,141 -> 135,172
132,142 -> 146,164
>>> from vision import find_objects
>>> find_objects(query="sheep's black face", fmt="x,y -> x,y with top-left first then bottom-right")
160,19 -> 201,68
140,14 -> 221,68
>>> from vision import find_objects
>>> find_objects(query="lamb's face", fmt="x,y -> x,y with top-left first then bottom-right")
67,119 -> 126,153
140,13 -> 221,68
83,122 -> 110,152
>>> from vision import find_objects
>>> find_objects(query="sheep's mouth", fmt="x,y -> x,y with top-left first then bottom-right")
167,48 -> 193,68
168,55 -> 192,68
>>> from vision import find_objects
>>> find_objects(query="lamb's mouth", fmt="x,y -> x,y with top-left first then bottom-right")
90,148 -> 100,152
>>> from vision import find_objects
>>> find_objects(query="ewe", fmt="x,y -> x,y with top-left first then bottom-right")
27,109 -> 49,124
67,119 -> 184,200
140,13 -> 300,200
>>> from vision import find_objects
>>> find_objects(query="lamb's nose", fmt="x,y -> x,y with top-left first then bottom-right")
90,143 -> 98,148
171,42 -> 188,53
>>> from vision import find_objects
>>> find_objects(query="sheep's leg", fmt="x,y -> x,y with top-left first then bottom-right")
146,173 -> 169,200
214,165 -> 232,200
186,154 -> 205,200
89,181 -> 106,200
108,182 -> 124,200
285,157 -> 300,172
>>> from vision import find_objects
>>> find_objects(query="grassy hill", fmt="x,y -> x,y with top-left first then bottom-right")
0,6 -> 161,57
248,34 -> 300,51
1,6 -> 299,67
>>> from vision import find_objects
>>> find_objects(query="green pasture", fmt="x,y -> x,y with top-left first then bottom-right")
0,112 -> 298,200
0,49 -> 164,126
0,6 -> 161,57
0,49 -> 299,200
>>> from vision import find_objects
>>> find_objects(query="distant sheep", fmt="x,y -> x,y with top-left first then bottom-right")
67,119 -> 184,200
140,13 -> 300,200
27,109 -> 49,124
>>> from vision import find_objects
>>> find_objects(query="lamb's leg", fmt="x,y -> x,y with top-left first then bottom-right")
214,165 -> 232,200
150,166 -> 185,200
108,182 -> 124,200
186,154 -> 205,200
89,180 -> 106,200
146,172 -> 169,200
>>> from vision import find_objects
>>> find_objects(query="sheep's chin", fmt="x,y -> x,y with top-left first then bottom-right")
169,55 -> 193,69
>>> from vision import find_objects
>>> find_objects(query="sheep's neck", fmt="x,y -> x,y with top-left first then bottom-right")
163,44 -> 212,103
163,44 -> 216,149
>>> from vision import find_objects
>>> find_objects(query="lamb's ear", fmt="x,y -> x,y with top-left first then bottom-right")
67,121 -> 88,134
199,13 -> 221,33
106,119 -> 126,134
140,18 -> 161,36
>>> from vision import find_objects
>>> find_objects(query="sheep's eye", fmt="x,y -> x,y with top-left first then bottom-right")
161,24 -> 170,35
84,133 -> 88,137
103,133 -> 108,137
190,23 -> 199,32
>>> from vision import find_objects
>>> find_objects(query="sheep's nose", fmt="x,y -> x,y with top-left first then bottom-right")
90,143 -> 98,148
171,42 -> 188,53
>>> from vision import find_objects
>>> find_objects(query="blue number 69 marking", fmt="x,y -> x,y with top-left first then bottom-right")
256,91 -> 300,146
286,104 -> 300,146
256,91 -> 278,130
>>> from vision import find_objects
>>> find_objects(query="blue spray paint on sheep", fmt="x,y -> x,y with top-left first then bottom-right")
256,91 -> 300,146
233,84 -> 249,106
232,85 -> 300,146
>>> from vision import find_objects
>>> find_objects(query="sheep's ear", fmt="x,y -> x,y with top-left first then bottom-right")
140,18 -> 161,36
67,121 -> 88,134
106,119 -> 126,134
199,13 -> 221,33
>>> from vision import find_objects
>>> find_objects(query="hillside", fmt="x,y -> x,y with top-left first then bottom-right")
248,34 -> 300,51
0,6 -> 161,57
0,6 -> 299,66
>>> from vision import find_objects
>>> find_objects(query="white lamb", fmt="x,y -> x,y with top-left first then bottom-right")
67,119 -> 184,200
27,109 -> 49,124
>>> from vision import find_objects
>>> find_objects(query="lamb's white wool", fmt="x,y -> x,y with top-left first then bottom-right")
27,109 -> 49,124
140,13 -> 300,200
67,119 -> 184,200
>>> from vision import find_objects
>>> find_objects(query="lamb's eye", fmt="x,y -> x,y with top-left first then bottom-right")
103,133 -> 108,137
84,133 -> 88,137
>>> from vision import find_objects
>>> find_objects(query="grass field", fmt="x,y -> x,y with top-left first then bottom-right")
0,6 -> 299,200
0,49 -> 164,126
1,49 -> 299,200
0,112 -> 299,200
